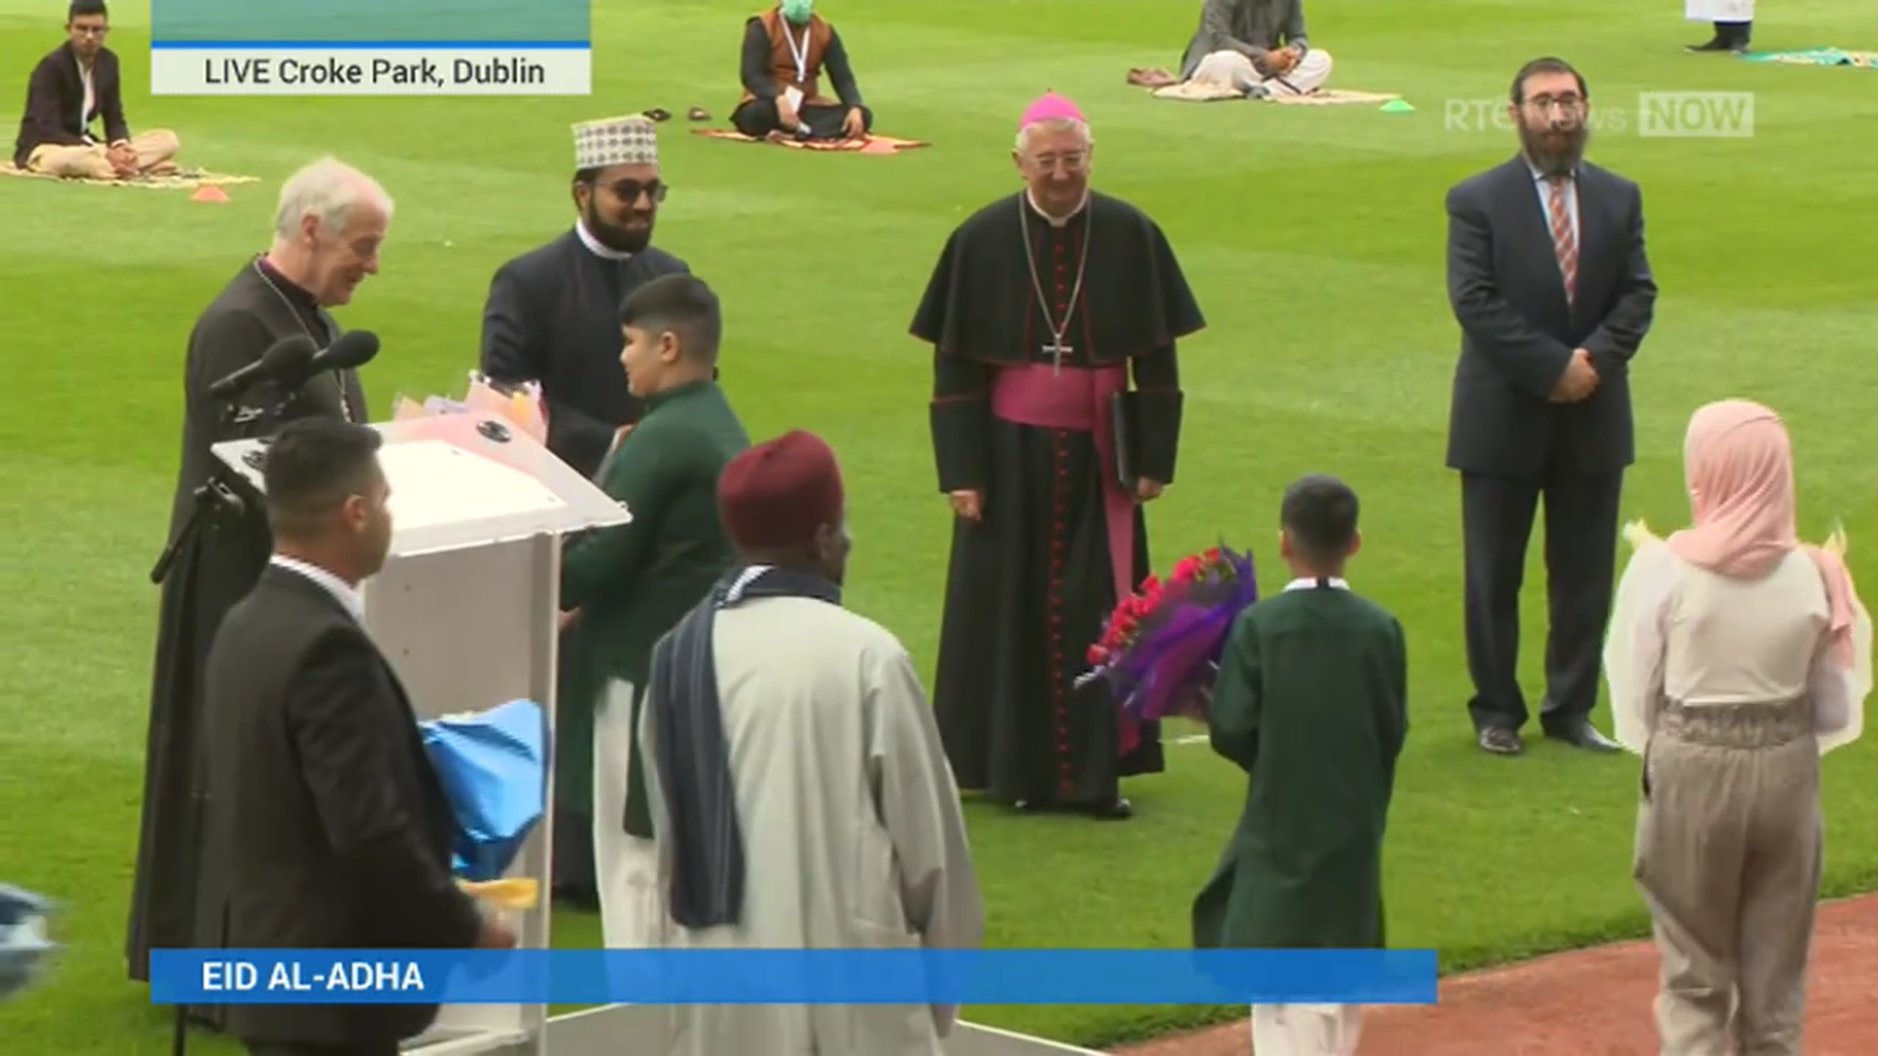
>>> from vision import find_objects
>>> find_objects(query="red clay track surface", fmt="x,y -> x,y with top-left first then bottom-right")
1110,895 -> 1878,1054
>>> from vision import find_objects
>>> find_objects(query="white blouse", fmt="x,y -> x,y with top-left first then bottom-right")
1602,529 -> 1872,756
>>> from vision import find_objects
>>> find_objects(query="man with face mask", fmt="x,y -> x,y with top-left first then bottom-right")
732,0 -> 872,142
480,118 -> 691,911
1444,57 -> 1657,759
911,93 -> 1206,822
129,156 -> 391,990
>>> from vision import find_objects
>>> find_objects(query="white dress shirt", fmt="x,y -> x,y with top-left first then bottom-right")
270,555 -> 364,622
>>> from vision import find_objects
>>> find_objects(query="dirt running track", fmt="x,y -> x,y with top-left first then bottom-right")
1110,894 -> 1878,1055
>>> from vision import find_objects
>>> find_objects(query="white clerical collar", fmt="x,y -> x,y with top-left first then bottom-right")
271,555 -> 365,621
1284,576 -> 1349,593
574,219 -> 634,261
1025,189 -> 1088,229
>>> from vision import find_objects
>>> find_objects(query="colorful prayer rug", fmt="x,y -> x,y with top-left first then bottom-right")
1740,47 -> 1878,68
689,129 -> 930,154
1147,81 -> 1401,106
0,163 -> 260,189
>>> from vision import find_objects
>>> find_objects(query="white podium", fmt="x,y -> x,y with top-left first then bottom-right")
213,410 -> 631,1056
211,411 -> 1110,1056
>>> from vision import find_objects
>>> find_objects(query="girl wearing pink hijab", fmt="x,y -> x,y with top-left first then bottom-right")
1604,398 -> 1871,1055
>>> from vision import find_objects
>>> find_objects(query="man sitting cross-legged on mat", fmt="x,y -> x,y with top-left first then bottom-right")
1177,0 -> 1334,98
12,1 -> 181,180
733,0 -> 873,142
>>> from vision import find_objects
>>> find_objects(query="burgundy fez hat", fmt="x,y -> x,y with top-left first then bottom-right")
717,430 -> 845,550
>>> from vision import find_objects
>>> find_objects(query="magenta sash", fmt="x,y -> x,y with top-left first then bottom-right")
990,363 -> 1134,605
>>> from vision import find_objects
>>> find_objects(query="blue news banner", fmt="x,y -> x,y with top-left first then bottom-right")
152,949 -> 1437,1006
148,0 -> 591,96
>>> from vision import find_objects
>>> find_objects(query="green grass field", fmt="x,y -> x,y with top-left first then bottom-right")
5,0 -> 1878,1051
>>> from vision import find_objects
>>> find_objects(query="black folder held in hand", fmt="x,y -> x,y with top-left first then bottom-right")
1109,391 -> 1139,491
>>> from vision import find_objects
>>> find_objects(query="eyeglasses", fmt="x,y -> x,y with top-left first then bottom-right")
1029,151 -> 1088,173
1525,94 -> 1585,113
609,179 -> 668,205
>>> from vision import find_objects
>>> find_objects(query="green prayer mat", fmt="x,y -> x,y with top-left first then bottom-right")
1740,47 -> 1878,68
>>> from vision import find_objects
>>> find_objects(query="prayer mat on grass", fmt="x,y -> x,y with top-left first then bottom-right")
690,129 -> 929,153
1147,81 -> 1400,105
0,163 -> 260,189
1740,47 -> 1878,68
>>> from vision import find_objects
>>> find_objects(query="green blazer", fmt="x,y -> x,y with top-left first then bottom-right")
556,379 -> 750,834
1191,583 -> 1408,950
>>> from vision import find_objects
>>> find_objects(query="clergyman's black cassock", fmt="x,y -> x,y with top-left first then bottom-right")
479,228 -> 690,480
477,227 -> 689,902
912,190 -> 1205,810
128,257 -> 367,986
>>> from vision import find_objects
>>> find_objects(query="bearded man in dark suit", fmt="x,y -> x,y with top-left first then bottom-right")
1443,57 -> 1658,758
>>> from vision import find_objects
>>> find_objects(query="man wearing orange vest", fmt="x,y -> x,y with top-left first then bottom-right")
733,1 -> 873,142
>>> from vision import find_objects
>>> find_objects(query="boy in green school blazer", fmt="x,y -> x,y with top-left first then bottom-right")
1192,474 -> 1408,1054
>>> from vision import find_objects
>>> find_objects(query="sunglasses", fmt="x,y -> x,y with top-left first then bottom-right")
608,179 -> 668,205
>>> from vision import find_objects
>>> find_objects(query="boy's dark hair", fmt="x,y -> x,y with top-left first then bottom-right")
1510,56 -> 1587,103
620,273 -> 721,365
68,0 -> 107,21
1281,474 -> 1360,564
262,418 -> 383,539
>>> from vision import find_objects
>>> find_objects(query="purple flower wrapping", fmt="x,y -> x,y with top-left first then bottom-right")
1083,548 -> 1259,753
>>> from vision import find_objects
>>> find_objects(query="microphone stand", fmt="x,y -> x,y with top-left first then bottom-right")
149,392 -> 293,1056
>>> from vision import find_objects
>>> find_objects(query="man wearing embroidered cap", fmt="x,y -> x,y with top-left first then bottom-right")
479,116 -> 691,908
911,92 -> 1206,821
639,430 -> 984,1054
482,114 -> 689,479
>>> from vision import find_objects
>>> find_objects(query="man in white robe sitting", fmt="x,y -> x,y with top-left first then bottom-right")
638,429 -> 985,1056
1176,0 -> 1333,98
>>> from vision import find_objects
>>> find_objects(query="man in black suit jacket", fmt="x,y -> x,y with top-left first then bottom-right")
1444,57 -> 1657,757
12,0 -> 181,179
481,114 -> 691,483
199,418 -> 514,1056
479,114 -> 688,910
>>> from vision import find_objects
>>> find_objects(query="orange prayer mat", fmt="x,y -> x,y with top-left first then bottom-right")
690,129 -> 930,154
0,162 -> 259,190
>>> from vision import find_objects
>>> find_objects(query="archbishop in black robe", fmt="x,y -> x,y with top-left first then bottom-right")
478,224 -> 688,905
480,226 -> 690,480
911,190 -> 1205,817
128,256 -> 367,985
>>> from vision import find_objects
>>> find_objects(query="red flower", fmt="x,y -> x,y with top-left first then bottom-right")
1087,643 -> 1110,665
1204,546 -> 1223,564
1139,573 -> 1163,598
1173,556 -> 1203,581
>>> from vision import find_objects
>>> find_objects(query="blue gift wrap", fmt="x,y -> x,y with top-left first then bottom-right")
417,699 -> 551,881
0,884 -> 56,1001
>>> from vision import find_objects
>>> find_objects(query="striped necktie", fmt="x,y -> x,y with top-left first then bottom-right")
1547,176 -> 1577,304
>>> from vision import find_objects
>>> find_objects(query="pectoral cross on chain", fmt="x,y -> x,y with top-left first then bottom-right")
1044,339 -> 1073,374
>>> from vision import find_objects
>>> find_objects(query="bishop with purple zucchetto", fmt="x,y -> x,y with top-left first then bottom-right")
908,91 -> 1207,822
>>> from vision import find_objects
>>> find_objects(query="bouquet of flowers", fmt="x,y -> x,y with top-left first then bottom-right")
393,370 -> 548,446
1079,544 -> 1259,753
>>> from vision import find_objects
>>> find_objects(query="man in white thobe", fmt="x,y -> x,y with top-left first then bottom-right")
638,429 -> 985,1055
1179,0 -> 1333,97
1686,0 -> 1754,53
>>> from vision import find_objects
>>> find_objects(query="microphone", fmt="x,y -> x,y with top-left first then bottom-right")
281,330 -> 380,389
207,334 -> 318,400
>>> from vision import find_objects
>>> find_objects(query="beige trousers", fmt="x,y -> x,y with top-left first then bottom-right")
1250,1003 -> 1364,1054
1190,48 -> 1335,96
1634,700 -> 1822,1056
26,129 -> 181,179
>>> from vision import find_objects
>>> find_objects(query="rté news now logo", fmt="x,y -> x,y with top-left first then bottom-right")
1443,91 -> 1756,138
